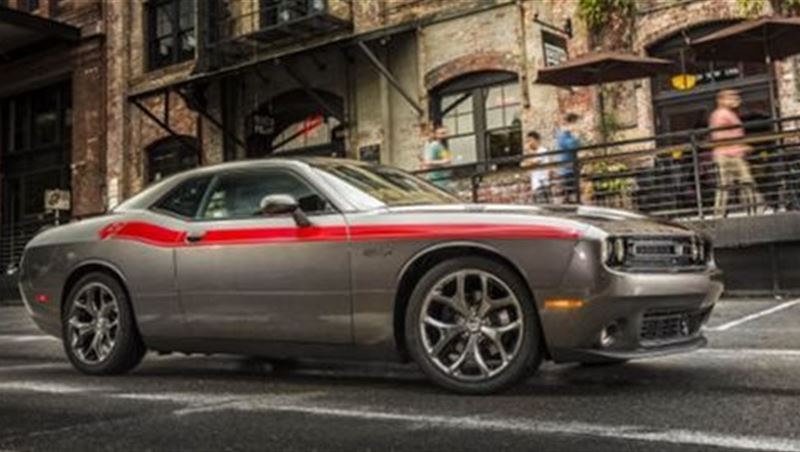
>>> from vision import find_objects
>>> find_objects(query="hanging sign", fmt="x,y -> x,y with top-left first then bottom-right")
542,31 -> 568,67
251,114 -> 275,136
671,74 -> 697,91
44,189 -> 71,212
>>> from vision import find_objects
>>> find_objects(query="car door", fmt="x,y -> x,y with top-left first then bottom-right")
175,167 -> 352,344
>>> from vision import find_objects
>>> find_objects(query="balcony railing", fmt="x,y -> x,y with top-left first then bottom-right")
201,0 -> 352,70
415,115 -> 800,222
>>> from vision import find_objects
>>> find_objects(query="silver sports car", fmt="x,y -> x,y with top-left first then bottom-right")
19,158 -> 723,393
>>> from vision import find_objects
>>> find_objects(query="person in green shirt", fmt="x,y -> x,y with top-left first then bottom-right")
422,125 -> 452,186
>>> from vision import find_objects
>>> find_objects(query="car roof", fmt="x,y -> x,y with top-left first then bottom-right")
113,157 -> 369,212
185,157 -> 367,174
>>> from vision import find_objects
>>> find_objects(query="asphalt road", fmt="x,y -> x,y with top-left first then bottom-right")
1,299 -> 800,452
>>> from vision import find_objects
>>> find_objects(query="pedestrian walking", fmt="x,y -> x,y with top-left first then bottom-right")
421,125 -> 452,186
520,131 -> 553,203
555,113 -> 581,203
709,89 -> 757,217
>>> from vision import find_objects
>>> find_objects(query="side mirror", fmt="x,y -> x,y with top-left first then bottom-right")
259,194 -> 311,227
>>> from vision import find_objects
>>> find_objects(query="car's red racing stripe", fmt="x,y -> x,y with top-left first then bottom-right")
348,224 -> 580,241
99,221 -> 188,247
99,221 -> 581,246
202,226 -> 349,244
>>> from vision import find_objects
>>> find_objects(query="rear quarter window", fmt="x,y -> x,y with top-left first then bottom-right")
152,176 -> 212,219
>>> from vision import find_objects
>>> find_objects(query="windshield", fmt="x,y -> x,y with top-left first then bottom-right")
310,161 -> 460,208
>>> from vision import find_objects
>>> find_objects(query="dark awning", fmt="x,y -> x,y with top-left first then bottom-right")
691,16 -> 800,62
535,51 -> 675,86
0,5 -> 80,61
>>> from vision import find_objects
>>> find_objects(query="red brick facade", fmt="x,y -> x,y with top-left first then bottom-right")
4,0 -> 800,218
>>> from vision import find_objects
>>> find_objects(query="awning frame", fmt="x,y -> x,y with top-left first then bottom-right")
0,5 -> 80,61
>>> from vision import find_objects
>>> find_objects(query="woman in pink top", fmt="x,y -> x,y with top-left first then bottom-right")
709,89 -> 756,216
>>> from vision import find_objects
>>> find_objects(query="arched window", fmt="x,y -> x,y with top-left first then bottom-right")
271,115 -> 342,154
431,71 -> 522,166
246,89 -> 345,158
146,136 -> 200,182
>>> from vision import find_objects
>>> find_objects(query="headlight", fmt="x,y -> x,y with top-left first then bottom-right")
605,237 -> 627,266
690,237 -> 700,262
613,237 -> 626,264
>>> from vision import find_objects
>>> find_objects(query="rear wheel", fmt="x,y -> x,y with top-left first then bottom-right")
405,257 -> 543,394
62,272 -> 146,375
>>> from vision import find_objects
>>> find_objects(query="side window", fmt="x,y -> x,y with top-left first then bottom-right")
201,170 -> 330,220
153,176 -> 211,218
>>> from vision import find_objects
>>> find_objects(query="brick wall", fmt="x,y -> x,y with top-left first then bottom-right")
99,0 -> 800,208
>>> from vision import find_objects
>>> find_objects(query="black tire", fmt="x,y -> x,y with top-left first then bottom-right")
405,257 -> 543,394
61,272 -> 146,375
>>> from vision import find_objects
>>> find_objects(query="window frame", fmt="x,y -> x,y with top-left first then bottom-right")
18,0 -> 40,12
146,0 -> 196,71
150,168 -> 339,223
431,72 -> 522,166
150,174 -> 213,220
146,136 -> 200,183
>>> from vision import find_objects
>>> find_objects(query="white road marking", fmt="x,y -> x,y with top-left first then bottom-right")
163,397 -> 800,452
701,348 -> 800,358
706,298 -> 800,331
0,381 -> 103,395
8,379 -> 800,451
0,335 -> 58,343
0,363 -> 68,373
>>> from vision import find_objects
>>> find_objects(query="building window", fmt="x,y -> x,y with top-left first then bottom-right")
260,0 -> 326,27
272,115 -> 342,154
147,0 -> 196,70
432,71 -> 522,166
245,89 -> 346,159
4,84 -> 69,154
146,136 -> 200,182
18,0 -> 40,12
1,81 -> 71,226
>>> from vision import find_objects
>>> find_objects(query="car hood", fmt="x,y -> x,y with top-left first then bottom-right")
385,204 -> 696,237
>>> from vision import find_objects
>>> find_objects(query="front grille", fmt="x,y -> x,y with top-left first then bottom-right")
607,235 -> 711,272
640,307 -> 710,346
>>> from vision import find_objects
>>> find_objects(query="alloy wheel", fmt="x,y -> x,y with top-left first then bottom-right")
67,282 -> 120,365
419,269 -> 524,382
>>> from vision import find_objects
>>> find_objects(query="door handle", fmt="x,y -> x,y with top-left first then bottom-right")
185,231 -> 206,243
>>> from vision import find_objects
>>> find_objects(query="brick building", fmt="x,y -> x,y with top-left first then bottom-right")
0,0 -> 106,272
2,0 -> 800,275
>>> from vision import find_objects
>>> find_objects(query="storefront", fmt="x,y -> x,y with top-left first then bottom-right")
647,20 -> 773,139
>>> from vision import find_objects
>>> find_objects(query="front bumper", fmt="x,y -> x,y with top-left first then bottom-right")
537,242 -> 724,363
552,336 -> 708,363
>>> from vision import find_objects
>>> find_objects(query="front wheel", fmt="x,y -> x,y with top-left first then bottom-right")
405,257 -> 543,394
62,272 -> 146,375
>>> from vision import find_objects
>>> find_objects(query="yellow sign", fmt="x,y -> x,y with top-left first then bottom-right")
671,74 -> 697,91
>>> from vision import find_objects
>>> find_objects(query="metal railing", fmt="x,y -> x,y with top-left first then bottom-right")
200,0 -> 351,70
207,0 -> 341,45
0,216 -> 55,273
415,115 -> 800,221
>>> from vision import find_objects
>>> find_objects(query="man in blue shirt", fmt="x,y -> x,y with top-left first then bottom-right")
555,113 -> 581,203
